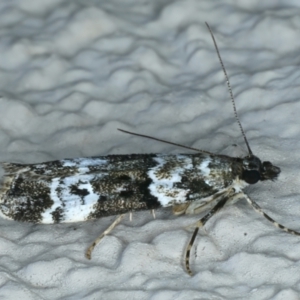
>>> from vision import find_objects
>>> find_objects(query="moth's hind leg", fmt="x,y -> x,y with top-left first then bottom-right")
185,195 -> 230,276
244,195 -> 300,236
173,189 -> 230,216
86,214 -> 125,260
151,209 -> 156,219
185,191 -> 244,276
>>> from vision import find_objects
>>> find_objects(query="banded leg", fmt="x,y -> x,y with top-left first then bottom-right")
151,209 -> 156,219
185,195 -> 230,276
86,214 -> 125,260
244,195 -> 300,236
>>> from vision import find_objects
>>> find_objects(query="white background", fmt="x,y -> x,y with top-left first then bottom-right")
0,1 -> 300,299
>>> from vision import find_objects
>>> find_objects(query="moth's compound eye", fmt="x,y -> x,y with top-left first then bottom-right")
243,170 -> 261,184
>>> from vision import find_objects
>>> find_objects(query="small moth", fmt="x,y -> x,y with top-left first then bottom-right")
0,23 -> 298,276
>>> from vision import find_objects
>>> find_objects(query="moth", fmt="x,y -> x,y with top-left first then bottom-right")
0,23 -> 298,276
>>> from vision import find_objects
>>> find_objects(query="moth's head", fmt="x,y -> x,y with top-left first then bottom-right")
241,155 -> 281,184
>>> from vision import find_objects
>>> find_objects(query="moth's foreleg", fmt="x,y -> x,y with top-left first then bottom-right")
151,209 -> 156,219
244,195 -> 300,236
185,195 -> 230,276
86,214 -> 125,260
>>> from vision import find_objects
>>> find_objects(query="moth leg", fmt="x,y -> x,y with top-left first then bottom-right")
185,191 -> 244,276
244,195 -> 300,236
185,195 -> 230,276
86,214 -> 125,260
129,212 -> 132,222
181,189 -> 230,216
151,209 -> 156,219
172,192 -> 225,216
172,203 -> 190,215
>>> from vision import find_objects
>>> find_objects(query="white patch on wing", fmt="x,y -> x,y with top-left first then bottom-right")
148,155 -> 193,206
62,158 -> 108,174
41,157 -> 109,223
199,158 -> 211,177
41,174 -> 101,223
198,157 -> 214,185
39,178 -> 60,223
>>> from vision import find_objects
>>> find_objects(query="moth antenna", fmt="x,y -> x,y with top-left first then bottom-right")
118,128 -> 215,155
205,22 -> 253,156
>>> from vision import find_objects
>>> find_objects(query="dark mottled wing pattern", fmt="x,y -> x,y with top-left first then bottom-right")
0,153 -> 242,223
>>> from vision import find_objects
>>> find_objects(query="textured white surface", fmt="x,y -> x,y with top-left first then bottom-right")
1,1 -> 300,299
